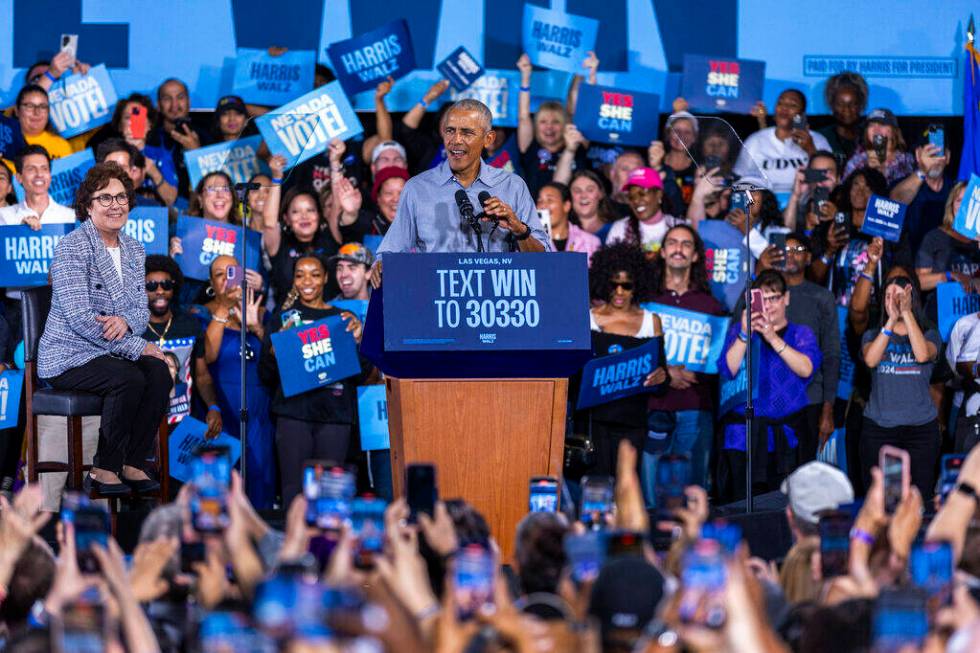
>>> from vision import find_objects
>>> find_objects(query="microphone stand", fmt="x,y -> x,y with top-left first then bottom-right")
234,182 -> 260,492
733,183 -> 757,513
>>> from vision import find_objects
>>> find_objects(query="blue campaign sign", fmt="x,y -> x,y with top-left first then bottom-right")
362,234 -> 383,254
13,149 -> 97,208
0,114 -> 25,161
174,216 -> 262,281
451,69 -> 572,129
270,315 -> 361,398
232,48 -> 316,106
860,194 -> 907,243
326,20 -> 416,96
836,305 -> 855,401
380,252 -> 591,352
522,5 -> 599,74
184,135 -> 266,189
699,220 -> 747,312
123,206 -> 168,256
0,370 -> 24,429
357,385 -> 390,451
47,64 -> 118,139
437,47 -> 485,92
331,299 -> 369,323
573,84 -> 659,147
255,81 -> 364,169
0,223 -> 77,287
681,54 -> 765,114
936,282 -> 980,341
953,175 -> 980,239
643,303 -> 730,374
577,336 -> 660,409
718,335 -> 761,417
168,416 -> 242,483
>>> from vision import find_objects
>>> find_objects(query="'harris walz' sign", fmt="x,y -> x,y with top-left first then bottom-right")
0,223 -> 76,287
326,20 -> 416,96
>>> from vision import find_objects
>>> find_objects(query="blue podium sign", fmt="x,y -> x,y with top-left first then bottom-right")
0,223 -> 76,287
270,316 -> 361,398
362,252 -> 591,378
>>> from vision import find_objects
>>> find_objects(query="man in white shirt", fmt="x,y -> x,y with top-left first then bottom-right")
735,89 -> 832,198
0,144 -> 76,230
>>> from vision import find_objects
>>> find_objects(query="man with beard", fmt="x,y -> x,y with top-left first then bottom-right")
331,243 -> 373,302
643,225 -> 723,493
142,255 -> 222,437
756,232 -> 839,463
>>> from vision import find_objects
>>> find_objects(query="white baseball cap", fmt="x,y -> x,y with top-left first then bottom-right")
780,462 -> 854,524
371,140 -> 407,165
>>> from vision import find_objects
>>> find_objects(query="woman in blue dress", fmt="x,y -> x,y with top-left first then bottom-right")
190,254 -> 276,508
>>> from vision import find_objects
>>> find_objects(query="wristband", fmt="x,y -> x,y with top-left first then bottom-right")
947,270 -> 954,282
514,222 -> 532,241
414,602 -> 440,621
881,328 -> 894,338
418,99 -> 428,109
859,272 -> 875,283
44,70 -> 57,83
212,315 -> 228,324
519,85 -> 531,92
849,527 -> 875,546
738,330 -> 750,343
820,254 -> 833,266
208,405 -> 221,413
775,341 -> 788,355
957,482 -> 979,503
271,177 -> 283,185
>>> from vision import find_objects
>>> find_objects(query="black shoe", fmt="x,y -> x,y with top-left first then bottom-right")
83,474 -> 132,496
121,475 -> 161,494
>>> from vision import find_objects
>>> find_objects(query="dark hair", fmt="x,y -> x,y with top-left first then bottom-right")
24,61 -> 50,84
280,187 -> 326,232
779,88 -> 807,112
807,150 -> 839,176
15,84 -> 47,109
625,188 -> 666,246
757,189 -> 782,230
752,269 -> 787,295
156,77 -> 189,103
538,181 -> 570,204
878,273 -> 925,328
95,137 -> 140,166
314,64 -> 336,85
515,513 -> 568,595
653,224 -> 710,294
444,499 -> 491,547
110,92 -> 157,133
190,171 -> 241,224
798,598 -> 872,653
785,231 -> 812,252
14,144 -> 50,174
569,170 -> 619,225
145,254 -> 185,294
0,159 -> 16,206
824,72 -> 869,114
0,541 -> 54,629
837,168 -> 888,213
589,242 -> 655,304
74,161 -> 135,220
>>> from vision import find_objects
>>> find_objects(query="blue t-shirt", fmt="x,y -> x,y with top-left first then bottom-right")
862,327 -> 941,428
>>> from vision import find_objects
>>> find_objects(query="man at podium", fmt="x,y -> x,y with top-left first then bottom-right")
373,99 -> 550,283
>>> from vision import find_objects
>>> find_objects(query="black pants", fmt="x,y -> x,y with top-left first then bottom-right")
276,417 -> 351,505
590,421 -> 645,478
47,355 -> 172,474
859,417 -> 941,502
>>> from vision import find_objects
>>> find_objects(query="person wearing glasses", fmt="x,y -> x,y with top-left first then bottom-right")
718,270 -> 821,501
37,162 -> 172,496
141,255 -> 223,439
12,85 -> 72,159
0,145 -> 75,227
754,232 -> 840,466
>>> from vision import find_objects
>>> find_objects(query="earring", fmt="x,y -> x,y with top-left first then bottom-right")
205,286 -> 215,298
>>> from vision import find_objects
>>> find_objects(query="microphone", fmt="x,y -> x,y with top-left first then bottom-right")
477,191 -> 492,208
455,189 -> 475,222
234,182 -> 262,192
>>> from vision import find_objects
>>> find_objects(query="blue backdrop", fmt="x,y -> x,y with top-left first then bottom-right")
0,0 -> 972,115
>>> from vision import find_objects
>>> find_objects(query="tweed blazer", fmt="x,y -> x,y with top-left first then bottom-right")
37,218 -> 149,379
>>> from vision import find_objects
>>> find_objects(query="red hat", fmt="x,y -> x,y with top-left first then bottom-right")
371,166 -> 409,204
621,167 -> 663,192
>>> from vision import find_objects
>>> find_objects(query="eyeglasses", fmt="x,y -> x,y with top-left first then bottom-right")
762,293 -> 785,304
19,102 -> 49,114
205,185 -> 232,195
145,280 -> 175,292
611,281 -> 634,291
784,245 -> 808,254
93,193 -> 130,207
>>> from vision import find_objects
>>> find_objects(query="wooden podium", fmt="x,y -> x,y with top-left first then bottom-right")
386,377 -> 567,560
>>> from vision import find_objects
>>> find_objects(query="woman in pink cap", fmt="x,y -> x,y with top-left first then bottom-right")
605,167 -> 685,257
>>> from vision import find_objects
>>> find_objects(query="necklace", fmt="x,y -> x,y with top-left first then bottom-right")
146,316 -> 173,346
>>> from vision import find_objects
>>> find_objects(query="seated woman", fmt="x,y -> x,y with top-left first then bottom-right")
718,270 -> 820,501
38,162 -> 172,495
582,243 -> 668,476
259,255 -> 373,504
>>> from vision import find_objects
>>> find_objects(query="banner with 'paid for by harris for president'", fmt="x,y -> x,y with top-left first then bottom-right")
47,64 -> 118,139
256,81 -> 363,169
270,316 -> 361,398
